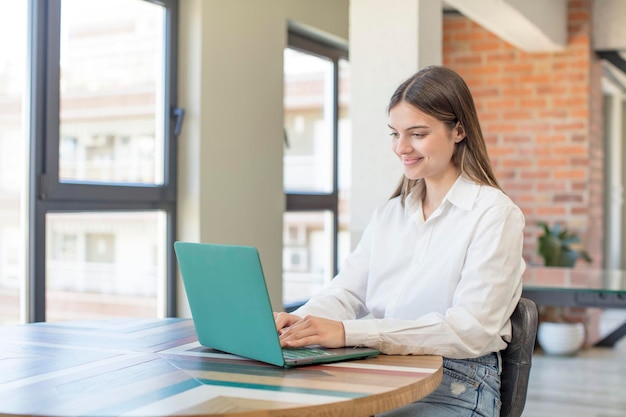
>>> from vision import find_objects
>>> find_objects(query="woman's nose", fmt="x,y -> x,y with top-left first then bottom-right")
395,135 -> 412,154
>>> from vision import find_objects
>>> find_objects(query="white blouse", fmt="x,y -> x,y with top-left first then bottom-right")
292,175 -> 526,359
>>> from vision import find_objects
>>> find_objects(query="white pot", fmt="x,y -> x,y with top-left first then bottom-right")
537,322 -> 585,356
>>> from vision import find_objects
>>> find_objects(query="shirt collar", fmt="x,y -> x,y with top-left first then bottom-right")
404,175 -> 481,220
446,175 -> 481,211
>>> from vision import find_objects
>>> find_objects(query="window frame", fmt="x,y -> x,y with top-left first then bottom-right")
28,0 -> 180,321
284,30 -> 348,307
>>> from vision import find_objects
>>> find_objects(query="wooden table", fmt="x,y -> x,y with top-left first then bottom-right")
0,318 -> 442,417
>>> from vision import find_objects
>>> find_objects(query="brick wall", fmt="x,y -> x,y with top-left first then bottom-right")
443,0 -> 603,268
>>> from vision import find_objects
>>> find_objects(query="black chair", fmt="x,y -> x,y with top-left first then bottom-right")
500,297 -> 539,417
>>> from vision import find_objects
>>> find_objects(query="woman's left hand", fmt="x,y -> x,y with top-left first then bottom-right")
278,315 -> 346,348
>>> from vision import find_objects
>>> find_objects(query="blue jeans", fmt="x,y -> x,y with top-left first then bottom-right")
377,352 -> 502,417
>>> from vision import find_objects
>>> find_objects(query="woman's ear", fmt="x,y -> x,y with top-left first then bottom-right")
453,122 -> 466,143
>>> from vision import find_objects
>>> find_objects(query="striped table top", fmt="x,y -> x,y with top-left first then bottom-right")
0,318 -> 442,417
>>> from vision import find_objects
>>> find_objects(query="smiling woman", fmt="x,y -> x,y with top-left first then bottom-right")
275,66 -> 526,417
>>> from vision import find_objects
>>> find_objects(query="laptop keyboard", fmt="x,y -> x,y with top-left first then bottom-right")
282,347 -> 334,360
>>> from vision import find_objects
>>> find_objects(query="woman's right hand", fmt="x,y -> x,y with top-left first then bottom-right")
273,311 -> 302,334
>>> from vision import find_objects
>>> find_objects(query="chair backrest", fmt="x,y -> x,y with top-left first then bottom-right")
500,297 -> 538,417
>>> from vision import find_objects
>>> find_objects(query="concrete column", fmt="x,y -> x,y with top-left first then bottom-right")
349,0 -> 442,245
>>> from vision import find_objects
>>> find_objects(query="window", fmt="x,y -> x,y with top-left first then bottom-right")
283,31 -> 350,308
20,0 -> 180,322
0,1 -> 27,325
57,0 -> 166,186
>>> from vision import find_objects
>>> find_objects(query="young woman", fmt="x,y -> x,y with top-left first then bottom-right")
274,65 -> 525,417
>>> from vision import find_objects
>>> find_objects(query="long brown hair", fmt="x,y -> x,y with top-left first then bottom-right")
388,66 -> 500,204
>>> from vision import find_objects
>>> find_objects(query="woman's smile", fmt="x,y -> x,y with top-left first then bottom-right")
402,156 -> 423,166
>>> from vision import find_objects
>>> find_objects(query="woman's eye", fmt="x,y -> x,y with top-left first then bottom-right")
411,132 -> 425,138
389,132 -> 399,138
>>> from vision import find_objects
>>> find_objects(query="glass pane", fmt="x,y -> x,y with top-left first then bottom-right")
0,1 -> 27,325
283,211 -> 333,306
59,0 -> 165,185
46,211 -> 166,321
337,58 -> 352,269
283,48 -> 334,193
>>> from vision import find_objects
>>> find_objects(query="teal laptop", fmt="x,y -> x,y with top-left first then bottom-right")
174,241 -> 380,367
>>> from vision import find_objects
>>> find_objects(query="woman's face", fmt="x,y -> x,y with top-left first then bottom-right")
388,101 -> 464,183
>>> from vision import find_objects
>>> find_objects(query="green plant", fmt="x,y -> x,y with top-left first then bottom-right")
537,221 -> 592,267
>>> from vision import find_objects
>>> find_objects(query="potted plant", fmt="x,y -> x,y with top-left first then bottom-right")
535,221 -> 592,355
537,221 -> 592,267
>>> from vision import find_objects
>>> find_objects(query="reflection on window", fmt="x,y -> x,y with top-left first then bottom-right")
0,1 -> 27,325
86,234 -> 115,263
283,48 -> 334,193
283,37 -> 351,307
59,0 -> 165,185
51,234 -> 78,261
283,211 -> 333,305
337,58 -> 352,270
45,212 -> 165,321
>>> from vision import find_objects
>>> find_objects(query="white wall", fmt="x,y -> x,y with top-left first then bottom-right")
349,0 -> 443,245
593,0 -> 626,50
177,0 -> 349,315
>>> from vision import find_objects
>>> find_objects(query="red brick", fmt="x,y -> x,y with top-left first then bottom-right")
554,169 -> 588,180
486,123 -> 519,133
503,63 -> 534,73
536,134 -> 567,144
453,55 -> 483,65
502,159 -> 533,168
470,41 -> 503,53
488,146 -> 517,156
536,84 -> 568,95
469,65 -> 501,75
538,109 -> 569,119
554,194 -> 584,203
471,86 -> 500,97
538,158 -> 569,167
568,11 -> 590,23
485,51 -> 516,62
501,135 -> 532,144
553,145 -> 588,155
520,170 -> 552,180
571,108 -> 589,119
501,182 -> 534,191
519,74 -> 552,84
454,31 -> 487,42
554,121 -> 587,131
537,207 -> 567,216
502,86 -> 534,96
520,98 -> 548,108
443,0 -> 600,271
553,96 -> 587,108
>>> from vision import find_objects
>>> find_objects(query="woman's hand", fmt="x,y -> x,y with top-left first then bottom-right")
274,312 -> 345,348
274,311 -> 302,333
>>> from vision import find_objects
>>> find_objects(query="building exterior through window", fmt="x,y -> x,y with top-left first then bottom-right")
283,34 -> 351,307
